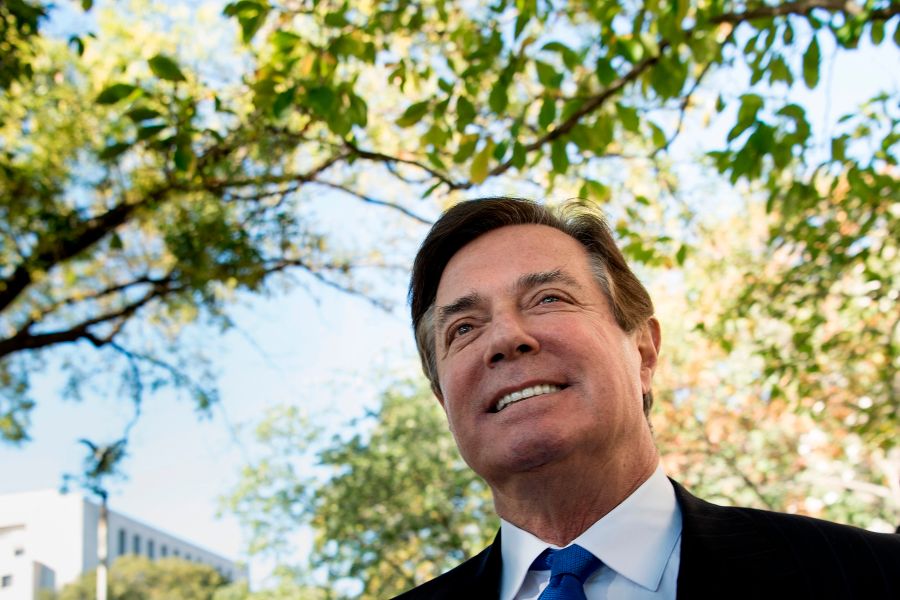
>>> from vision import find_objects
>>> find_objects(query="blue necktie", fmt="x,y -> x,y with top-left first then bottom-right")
531,544 -> 602,599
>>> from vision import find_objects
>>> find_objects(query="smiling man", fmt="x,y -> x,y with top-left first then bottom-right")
395,198 -> 900,600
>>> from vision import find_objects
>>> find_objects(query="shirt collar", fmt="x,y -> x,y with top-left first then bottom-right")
499,464 -> 682,600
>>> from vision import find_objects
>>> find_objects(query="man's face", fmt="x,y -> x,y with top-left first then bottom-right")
433,224 -> 660,485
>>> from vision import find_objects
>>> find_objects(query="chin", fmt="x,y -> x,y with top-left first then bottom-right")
487,431 -> 573,477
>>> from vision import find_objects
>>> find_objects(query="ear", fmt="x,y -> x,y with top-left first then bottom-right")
433,382 -> 453,424
637,317 -> 661,395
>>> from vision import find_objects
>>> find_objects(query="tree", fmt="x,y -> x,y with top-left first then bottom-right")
55,555 -> 229,600
223,380 -> 496,597
0,0 -> 45,90
650,203 -> 900,531
3,0 -> 897,473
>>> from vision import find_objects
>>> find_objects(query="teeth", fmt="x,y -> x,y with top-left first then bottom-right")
495,384 -> 562,412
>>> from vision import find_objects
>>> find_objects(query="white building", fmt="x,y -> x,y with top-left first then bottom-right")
0,490 -> 245,600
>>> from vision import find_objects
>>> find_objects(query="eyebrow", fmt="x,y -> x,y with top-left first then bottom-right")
434,269 -> 581,332
436,292 -> 483,332
516,269 -> 581,293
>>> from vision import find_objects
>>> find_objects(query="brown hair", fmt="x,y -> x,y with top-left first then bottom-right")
409,197 -> 657,415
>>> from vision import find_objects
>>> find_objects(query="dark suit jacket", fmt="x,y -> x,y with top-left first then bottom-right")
393,481 -> 900,599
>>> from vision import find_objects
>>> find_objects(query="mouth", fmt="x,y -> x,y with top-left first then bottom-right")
493,383 -> 566,413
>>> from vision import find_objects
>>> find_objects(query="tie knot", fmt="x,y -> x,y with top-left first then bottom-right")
531,544 -> 602,584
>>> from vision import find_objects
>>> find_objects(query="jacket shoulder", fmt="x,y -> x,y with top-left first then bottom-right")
672,480 -> 900,598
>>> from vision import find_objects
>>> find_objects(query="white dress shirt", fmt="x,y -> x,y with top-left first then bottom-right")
499,464 -> 682,600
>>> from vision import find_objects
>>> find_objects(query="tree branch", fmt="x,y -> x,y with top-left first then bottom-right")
311,180 -> 433,224
487,48 -> 668,182
203,152 -> 349,190
342,140 -> 463,190
710,0 -> 899,24
262,258 -> 392,311
0,278 -> 177,359
0,187 -> 168,313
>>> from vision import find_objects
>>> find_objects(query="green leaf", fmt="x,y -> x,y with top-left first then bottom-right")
582,179 -> 610,203
174,138 -> 194,172
423,124 -> 448,147
831,135 -> 847,162
596,58 -> 617,86
538,97 -> 556,130
273,86 -> 296,118
511,141 -> 526,169
137,124 -> 166,141
617,37 -> 644,63
396,101 -> 430,127
456,96 -> 476,129
616,103 -> 639,133
870,21 -> 884,45
650,122 -> 666,148
715,94 -> 726,113
224,0 -> 270,43
514,12 -> 530,39
324,9 -> 348,27
488,82 -> 509,113
492,141 -> 508,161
550,139 -> 568,174
453,134 -> 479,163
470,140 -> 494,184
148,55 -> 186,82
347,94 -> 368,128
802,36 -> 820,89
125,107 -> 161,122
675,244 -> 688,266
96,83 -> 138,104
109,232 -> 124,250
305,86 -> 336,116
272,31 -> 301,52
99,142 -> 131,160
535,61 -> 562,88
736,93 -> 763,126
68,35 -> 85,56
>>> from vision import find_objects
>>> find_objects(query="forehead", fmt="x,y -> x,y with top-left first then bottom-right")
435,224 -> 592,303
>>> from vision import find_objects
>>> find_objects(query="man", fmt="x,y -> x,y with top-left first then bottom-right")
396,198 -> 900,599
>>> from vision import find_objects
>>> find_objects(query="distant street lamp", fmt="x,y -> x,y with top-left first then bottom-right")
64,438 -> 127,600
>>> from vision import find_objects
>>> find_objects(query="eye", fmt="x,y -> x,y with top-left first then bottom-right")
454,323 -> 474,336
539,295 -> 560,304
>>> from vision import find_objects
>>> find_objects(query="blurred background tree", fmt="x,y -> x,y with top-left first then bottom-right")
222,381 -> 495,597
50,555 -> 228,600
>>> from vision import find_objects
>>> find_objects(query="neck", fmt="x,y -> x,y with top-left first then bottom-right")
490,441 -> 659,546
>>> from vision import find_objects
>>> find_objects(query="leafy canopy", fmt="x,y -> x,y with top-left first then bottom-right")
2,0 -> 897,480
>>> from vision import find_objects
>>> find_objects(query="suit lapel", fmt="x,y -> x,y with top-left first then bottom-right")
467,530 -> 503,596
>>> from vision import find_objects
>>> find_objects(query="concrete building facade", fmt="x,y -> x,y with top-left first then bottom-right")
0,490 -> 244,600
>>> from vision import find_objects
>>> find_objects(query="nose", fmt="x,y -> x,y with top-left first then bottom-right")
484,312 -> 541,366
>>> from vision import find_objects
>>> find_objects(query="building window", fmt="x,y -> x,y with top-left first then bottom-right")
118,529 -> 127,556
185,553 -> 192,561
173,549 -> 180,557
14,548 -> 24,556
160,545 -> 168,557
2,575 -> 12,587
132,534 -> 141,555
147,540 -> 155,559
